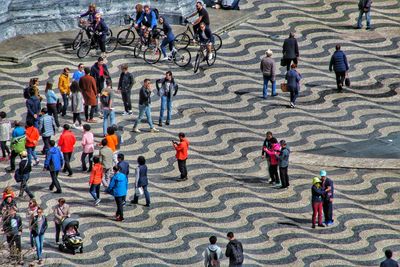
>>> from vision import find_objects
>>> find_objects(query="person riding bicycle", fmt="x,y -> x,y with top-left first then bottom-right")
135,5 -> 158,41
93,13 -> 109,58
198,22 -> 214,61
158,16 -> 176,61
131,4 -> 144,36
80,3 -> 98,39
186,1 -> 210,39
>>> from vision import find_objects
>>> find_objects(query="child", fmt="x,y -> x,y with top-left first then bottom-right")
71,81 -> 83,129
311,177 -> 325,228
0,112 -> 11,161
2,186 -> 15,200
89,156 -> 103,206
104,127 -> 118,164
81,124 -> 94,172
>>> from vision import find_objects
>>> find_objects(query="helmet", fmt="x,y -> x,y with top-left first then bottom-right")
312,177 -> 321,185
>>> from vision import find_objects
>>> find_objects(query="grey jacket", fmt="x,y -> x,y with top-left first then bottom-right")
282,37 -> 299,59
39,114 -> 56,137
156,78 -> 178,98
279,146 -> 290,168
71,92 -> 83,113
100,146 -> 113,169
204,244 -> 223,267
260,56 -> 276,80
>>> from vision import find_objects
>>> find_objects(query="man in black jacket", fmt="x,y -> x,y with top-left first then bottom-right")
282,32 -> 299,71
18,151 -> 34,199
3,206 -> 24,265
225,232 -> 244,267
357,0 -> 372,29
118,64 -> 134,115
132,79 -> 159,133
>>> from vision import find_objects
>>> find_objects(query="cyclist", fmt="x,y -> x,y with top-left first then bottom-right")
198,22 -> 214,61
80,3 -> 98,38
135,5 -> 158,41
131,4 -> 144,36
186,1 -> 210,39
158,16 -> 176,61
93,13 -> 109,58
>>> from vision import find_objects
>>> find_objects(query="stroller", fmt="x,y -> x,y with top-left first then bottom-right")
58,218 -> 84,254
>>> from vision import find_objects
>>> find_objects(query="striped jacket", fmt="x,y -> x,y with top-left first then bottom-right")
39,114 -> 56,137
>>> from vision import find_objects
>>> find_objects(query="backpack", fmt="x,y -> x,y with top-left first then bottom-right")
100,94 -> 110,107
230,242 -> 244,265
152,8 -> 159,19
208,249 -> 220,267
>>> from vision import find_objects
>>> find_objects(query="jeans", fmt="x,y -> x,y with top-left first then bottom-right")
159,96 -> 172,123
30,232 -> 35,248
34,234 -> 44,260
289,87 -> 299,104
263,76 -> 276,98
20,177 -> 34,199
357,10 -> 371,28
47,103 -> 60,127
161,35 -> 175,57
335,71 -> 346,90
26,147 -> 38,162
63,152 -> 73,175
42,136 -> 51,154
312,202 -> 323,225
81,152 -> 93,171
103,109 -> 116,136
0,141 -> 10,157
268,164 -> 279,183
84,105 -> 96,120
115,196 -> 125,218
323,198 -> 333,223
121,91 -> 132,112
6,234 -> 21,251
177,159 -> 188,179
132,185 -> 150,205
133,105 -> 154,129
61,94 -> 69,116
279,166 -> 289,188
89,184 -> 100,200
50,171 -> 61,192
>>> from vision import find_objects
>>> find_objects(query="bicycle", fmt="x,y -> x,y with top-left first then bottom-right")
72,18 -> 113,50
174,20 -> 222,51
77,31 -> 118,59
117,15 -> 136,46
193,43 -> 216,73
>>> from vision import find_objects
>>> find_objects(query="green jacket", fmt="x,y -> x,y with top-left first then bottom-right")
11,135 -> 26,153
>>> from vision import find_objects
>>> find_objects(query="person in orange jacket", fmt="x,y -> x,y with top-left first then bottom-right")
172,132 -> 189,181
58,124 -> 76,176
25,120 -> 40,166
89,156 -> 103,206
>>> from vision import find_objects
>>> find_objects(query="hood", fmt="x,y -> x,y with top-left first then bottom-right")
282,145 -> 290,152
49,147 -> 59,154
208,244 -> 219,252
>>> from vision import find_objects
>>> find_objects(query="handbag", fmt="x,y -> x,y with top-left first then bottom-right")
345,73 -> 350,87
280,83 -> 288,92
135,187 -> 144,196
280,58 -> 286,67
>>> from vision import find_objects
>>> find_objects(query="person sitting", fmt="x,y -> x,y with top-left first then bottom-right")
80,3 -> 98,38
135,5 -> 158,40
92,13 -> 109,58
212,0 -> 241,10
66,226 -> 77,236
158,16 -> 176,61
198,22 -> 215,61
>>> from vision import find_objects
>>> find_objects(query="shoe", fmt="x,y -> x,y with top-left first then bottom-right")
34,160 -> 40,166
67,173 -> 73,177
122,200 -> 126,206
130,200 -> 138,204
145,204 -> 150,207
268,181 -> 274,184
5,168 -> 15,173
88,119 -> 97,123
132,128 -> 141,133
161,57 -> 169,61
289,102 -> 294,108
116,217 -> 124,222
165,121 -> 170,126
318,224 -> 325,227
312,224 -> 316,229
95,199 -> 101,206
366,26 -> 371,30
326,221 -> 334,226
128,111 -> 133,115
121,111 -> 129,116
82,168 -> 88,172
54,190 -> 62,194
49,186 -> 54,191
158,122 -> 162,127
150,128 -> 159,133
271,93 -> 278,97
208,53 -> 213,61
38,259 -> 43,265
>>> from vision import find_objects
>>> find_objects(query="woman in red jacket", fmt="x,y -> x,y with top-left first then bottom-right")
173,132 -> 189,181
25,120 -> 40,165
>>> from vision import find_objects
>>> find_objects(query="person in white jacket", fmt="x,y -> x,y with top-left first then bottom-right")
204,236 -> 223,267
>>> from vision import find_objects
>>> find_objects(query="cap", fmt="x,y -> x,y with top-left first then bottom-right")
320,170 -> 327,177
312,177 -> 321,185
20,151 -> 27,157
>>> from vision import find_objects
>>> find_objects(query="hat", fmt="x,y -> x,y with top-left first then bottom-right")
312,177 -> 321,185
280,140 -> 286,145
266,49 -> 273,56
320,170 -> 327,177
20,151 -> 27,157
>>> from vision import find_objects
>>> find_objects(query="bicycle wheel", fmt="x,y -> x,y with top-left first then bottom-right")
77,41 -> 91,59
105,37 -> 118,53
72,32 -> 83,50
173,48 -> 191,67
212,33 -> 222,51
144,46 -> 161,64
206,48 -> 217,66
117,29 -> 135,46
105,29 -> 113,44
133,43 -> 143,58
193,53 -> 201,73
174,33 -> 190,49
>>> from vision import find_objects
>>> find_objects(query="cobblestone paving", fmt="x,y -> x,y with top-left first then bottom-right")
0,0 -> 399,266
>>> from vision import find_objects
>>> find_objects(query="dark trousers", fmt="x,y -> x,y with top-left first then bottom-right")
10,150 -> 19,170
50,171 -> 61,192
96,77 -> 105,95
289,87 -> 299,104
81,152 -> 93,171
63,152 -> 73,175
0,141 -> 10,157
286,58 -> 298,71
177,159 -> 188,179
61,94 -> 69,116
42,136 -> 51,154
47,103 -> 60,127
279,166 -> 289,188
6,234 -> 21,251
121,91 -> 132,112
115,196 -> 124,219
55,223 -> 61,243
323,199 -> 333,223
20,177 -> 34,199
84,105 -> 96,120
132,185 -> 150,206
268,164 -> 279,183
89,184 -> 100,200
73,113 -> 82,125
335,71 -> 346,90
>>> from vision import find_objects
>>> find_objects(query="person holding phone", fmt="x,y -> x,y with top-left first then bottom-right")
173,132 -> 189,181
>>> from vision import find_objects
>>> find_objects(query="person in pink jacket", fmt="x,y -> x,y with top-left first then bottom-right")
81,124 -> 94,172
263,138 -> 281,185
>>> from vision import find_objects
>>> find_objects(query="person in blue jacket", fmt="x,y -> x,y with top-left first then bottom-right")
131,156 -> 150,207
198,22 -> 215,61
320,170 -> 335,226
135,5 -> 158,38
44,140 -> 64,194
158,16 -> 176,61
329,44 -> 349,91
285,63 -> 302,108
80,3 -> 98,23
26,89 -> 41,129
117,153 -> 129,205
107,165 -> 128,221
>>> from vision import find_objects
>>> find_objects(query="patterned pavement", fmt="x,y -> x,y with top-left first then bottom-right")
0,0 -> 400,266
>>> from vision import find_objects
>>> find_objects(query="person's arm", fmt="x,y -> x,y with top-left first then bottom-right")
225,243 -> 232,257
58,135 -> 63,148
53,206 -> 62,221
108,175 -> 116,190
128,73 -> 134,91
186,11 -> 197,20
44,151 -> 51,169
136,12 -> 144,25
135,168 -> 140,188
271,61 -> 276,80
329,55 -> 334,72
295,39 -> 299,57
155,79 -> 162,91
43,217 -> 48,233
80,11 -> 90,17
26,101 -> 35,117
343,54 -> 349,71
101,20 -> 109,35
118,73 -> 123,90
151,11 -> 157,29
173,82 -> 179,96
203,249 -> 209,267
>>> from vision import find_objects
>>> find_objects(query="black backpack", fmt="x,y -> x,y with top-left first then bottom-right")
153,8 -> 159,20
230,243 -> 244,265
208,249 -> 220,267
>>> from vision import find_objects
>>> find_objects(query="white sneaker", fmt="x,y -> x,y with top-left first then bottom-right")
161,57 -> 169,61
150,128 -> 159,133
128,110 -> 133,115
121,111 -> 129,116
132,128 -> 141,133
208,53 -> 213,61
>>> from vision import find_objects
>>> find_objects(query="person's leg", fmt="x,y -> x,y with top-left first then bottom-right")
132,193 -> 139,204
23,178 -> 34,199
177,159 -> 184,179
88,152 -> 94,171
103,109 -> 109,136
110,111 -> 116,128
126,91 -> 132,112
166,97 -> 173,124
133,105 -> 146,130
121,92 -> 128,113
90,105 -> 96,119
159,96 -> 166,124
53,171 -> 62,192
42,136 -> 50,154
55,223 -> 61,243
84,105 -> 89,121
268,164 -> 274,182
30,232 -> 35,249
145,106 -> 154,129
262,76 -> 268,98
293,88 -> 299,105
339,71 -> 346,89
286,59 -> 291,71
366,10 -> 371,28
322,200 -> 329,223
1,141 -> 6,158
81,152 -> 87,171
61,94 -> 68,116
357,10 -> 363,28
89,184 -> 98,200
118,196 -> 124,219
35,235 -> 41,260
272,165 -> 279,184
312,202 -> 317,226
115,197 -> 121,218
26,147 -> 33,163
65,152 -> 73,175
160,38 -> 168,57
182,159 -> 188,179
317,202 -> 323,225
143,185 -> 150,206
327,200 -> 333,223
335,71 -> 341,90
271,79 -> 277,96
9,150 -> 17,170
283,167 -> 289,187
76,112 -> 82,125
96,184 -> 100,200
31,146 -> 38,162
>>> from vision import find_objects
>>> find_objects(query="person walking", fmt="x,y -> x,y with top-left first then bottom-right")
39,108 -> 57,155
156,71 -> 178,126
131,156 -> 151,207
260,49 -> 277,99
25,120 -> 40,166
72,63 -> 85,82
320,170 -> 334,226
7,121 -> 26,172
100,81 -> 116,136
107,166 -> 128,221
26,199 -> 38,252
79,67 -> 98,123
117,64 -> 134,116
311,177 -> 325,228
30,207 -> 47,265
132,79 -> 159,133
2,206 -> 24,265
263,137 -> 281,185
173,132 -> 189,181
53,198 -> 71,244
58,67 -> 71,117
58,124 -> 76,176
17,151 -> 35,199
0,111 -> 11,161
26,88 -> 41,129
329,44 -> 349,92
204,235 -> 223,267
44,82 -> 60,129
91,57 -> 110,96
117,153 -> 129,204
44,140 -> 64,193
99,139 -> 114,187
89,156 -> 103,206
278,140 -> 290,189
285,64 -> 302,108
70,80 -> 84,129
357,0 -> 372,30
282,32 -> 299,71
380,250 -> 399,267
81,124 -> 94,172
225,232 -> 244,267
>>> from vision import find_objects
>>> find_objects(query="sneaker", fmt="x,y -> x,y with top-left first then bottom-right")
132,128 -> 141,133
122,111 -> 129,116
128,110 -> 133,115
208,53 -> 213,61
161,57 -> 169,61
95,199 -> 101,206
317,224 -> 325,227
150,128 -> 159,133
34,160 -> 40,166
165,121 -> 170,126
312,224 -> 316,229
122,200 -> 126,206
289,102 -> 294,108
158,122 -> 162,127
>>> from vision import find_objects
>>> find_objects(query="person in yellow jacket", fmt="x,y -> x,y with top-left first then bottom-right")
58,68 -> 71,117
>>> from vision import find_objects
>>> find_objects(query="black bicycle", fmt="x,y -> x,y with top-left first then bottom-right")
174,20 -> 222,51
193,43 -> 216,73
72,18 -> 113,50
77,32 -> 118,59
117,15 -> 137,46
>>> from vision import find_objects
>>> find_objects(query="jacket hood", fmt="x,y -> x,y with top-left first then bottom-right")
49,147 -> 59,154
282,145 -> 290,152
208,244 -> 219,252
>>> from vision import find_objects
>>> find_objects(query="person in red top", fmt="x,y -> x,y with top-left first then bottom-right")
25,120 -> 40,166
58,124 -> 76,176
89,156 -> 103,206
173,132 -> 189,181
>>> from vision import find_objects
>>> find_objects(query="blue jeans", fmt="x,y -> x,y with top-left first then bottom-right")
26,146 -> 38,162
161,35 -> 175,57
89,184 -> 100,200
133,105 -> 154,129
133,185 -> 150,205
357,10 -> 371,28
263,76 -> 276,98
34,234 -> 44,260
61,94 -> 69,116
159,96 -> 172,123
290,87 -> 299,104
102,109 -> 116,136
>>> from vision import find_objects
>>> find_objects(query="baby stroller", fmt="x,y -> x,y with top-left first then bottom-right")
58,218 -> 84,254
